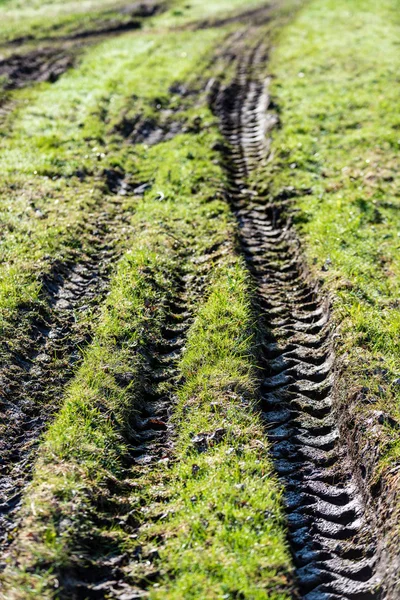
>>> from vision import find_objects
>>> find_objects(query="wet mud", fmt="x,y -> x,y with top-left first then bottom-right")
211,34 -> 382,600
0,192 -> 131,563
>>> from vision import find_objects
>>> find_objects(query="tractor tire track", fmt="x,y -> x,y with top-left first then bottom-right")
60,261 -> 200,600
211,38 -> 381,600
0,187 -> 132,563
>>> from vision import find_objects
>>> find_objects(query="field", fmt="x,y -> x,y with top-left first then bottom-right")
0,0 -> 399,598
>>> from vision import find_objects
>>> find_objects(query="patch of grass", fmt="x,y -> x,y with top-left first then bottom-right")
1,116 -> 293,600
0,0 -> 144,44
0,0 -> 271,45
1,219 -> 180,599
264,0 -> 400,478
0,0 -> 288,343
0,2 -> 301,597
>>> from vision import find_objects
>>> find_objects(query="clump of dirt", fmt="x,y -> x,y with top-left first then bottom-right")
0,47 -> 75,89
120,0 -> 163,18
115,113 -> 185,146
113,81 -> 207,147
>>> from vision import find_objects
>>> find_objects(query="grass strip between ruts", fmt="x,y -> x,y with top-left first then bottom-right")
133,259 -> 294,600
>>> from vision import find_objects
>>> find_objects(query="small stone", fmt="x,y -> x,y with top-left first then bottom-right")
234,483 -> 245,491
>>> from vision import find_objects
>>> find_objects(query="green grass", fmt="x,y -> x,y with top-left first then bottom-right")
0,26 -> 222,335
0,0 -> 268,44
0,0 -> 143,44
152,0 -> 267,28
6,0 -> 400,595
0,4 -> 294,595
1,216 -> 181,599
263,0 -> 400,479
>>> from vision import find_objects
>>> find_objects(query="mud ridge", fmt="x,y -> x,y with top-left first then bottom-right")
211,37 -> 382,600
0,190 -> 132,563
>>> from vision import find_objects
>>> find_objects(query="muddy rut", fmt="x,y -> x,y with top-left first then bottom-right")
62,266 -> 196,600
211,40 -> 381,599
0,188 -> 132,562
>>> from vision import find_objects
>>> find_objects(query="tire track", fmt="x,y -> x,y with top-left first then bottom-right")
0,186 -> 132,562
211,39 -> 381,600
60,262 -> 200,600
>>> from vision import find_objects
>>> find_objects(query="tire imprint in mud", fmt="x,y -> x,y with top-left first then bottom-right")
0,184 -> 133,563
211,39 -> 382,599
61,263 -> 200,600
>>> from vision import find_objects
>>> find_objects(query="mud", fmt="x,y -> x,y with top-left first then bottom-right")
0,47 -> 75,89
0,190 -> 131,563
115,112 -> 185,146
195,4 -> 274,30
57,266 -> 196,600
114,80 -> 207,147
211,34 -> 382,600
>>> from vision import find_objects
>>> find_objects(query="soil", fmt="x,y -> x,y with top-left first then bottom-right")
0,47 -> 75,89
186,3 -> 276,31
0,185 -> 132,565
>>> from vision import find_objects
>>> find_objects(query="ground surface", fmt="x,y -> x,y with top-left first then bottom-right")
0,0 -> 399,598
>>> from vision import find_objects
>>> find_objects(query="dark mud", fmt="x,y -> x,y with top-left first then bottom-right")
211,35 -> 382,600
0,47 -> 75,89
56,265 -> 197,600
0,190 -> 132,564
114,78 -> 207,147
192,3 -> 275,31
115,111 -> 185,147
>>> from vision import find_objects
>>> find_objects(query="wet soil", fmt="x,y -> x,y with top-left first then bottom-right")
191,3 -> 276,31
210,32 -> 382,600
57,266 -> 196,600
0,189 -> 132,563
0,47 -> 75,89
